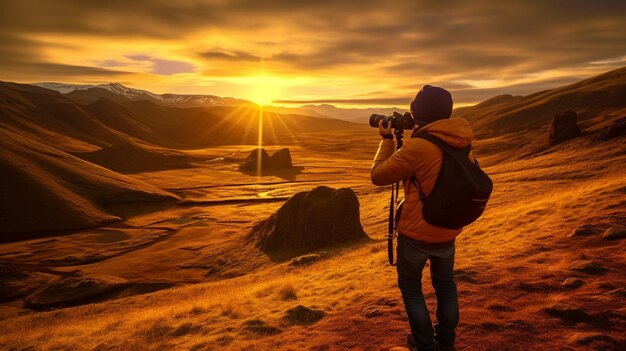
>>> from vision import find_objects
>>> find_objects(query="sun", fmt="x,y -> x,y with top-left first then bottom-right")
249,75 -> 282,106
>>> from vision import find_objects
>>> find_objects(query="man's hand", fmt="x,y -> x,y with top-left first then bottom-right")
378,119 -> 393,138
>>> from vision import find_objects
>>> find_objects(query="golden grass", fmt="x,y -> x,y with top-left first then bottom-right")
1,136 -> 624,350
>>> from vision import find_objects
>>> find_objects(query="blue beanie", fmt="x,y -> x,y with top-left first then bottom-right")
410,85 -> 453,123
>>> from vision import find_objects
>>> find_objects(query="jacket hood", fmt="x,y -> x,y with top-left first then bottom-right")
414,118 -> 474,148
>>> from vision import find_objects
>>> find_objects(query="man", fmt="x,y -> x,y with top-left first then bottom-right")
371,85 -> 475,351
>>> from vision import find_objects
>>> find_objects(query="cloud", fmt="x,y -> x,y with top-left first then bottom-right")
274,97 -> 411,106
198,50 -> 262,62
151,59 -> 195,75
126,54 -> 195,75
0,34 -> 132,81
275,75 -> 592,106
0,0 -> 625,104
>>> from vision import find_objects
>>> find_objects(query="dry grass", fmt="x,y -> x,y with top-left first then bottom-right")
1,134 -> 625,351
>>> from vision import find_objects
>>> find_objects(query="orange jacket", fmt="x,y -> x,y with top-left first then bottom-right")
371,118 -> 475,243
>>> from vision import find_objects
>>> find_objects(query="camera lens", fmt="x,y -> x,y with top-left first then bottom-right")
369,114 -> 386,128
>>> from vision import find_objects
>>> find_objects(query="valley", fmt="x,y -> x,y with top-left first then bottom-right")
1,68 -> 625,351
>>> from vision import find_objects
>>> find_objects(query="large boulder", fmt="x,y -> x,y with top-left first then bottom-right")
239,148 -> 272,171
239,148 -> 293,173
270,148 -> 293,169
249,186 -> 368,257
549,110 -> 581,145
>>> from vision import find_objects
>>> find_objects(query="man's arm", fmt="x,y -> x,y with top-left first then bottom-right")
370,120 -> 419,186
371,138 -> 419,186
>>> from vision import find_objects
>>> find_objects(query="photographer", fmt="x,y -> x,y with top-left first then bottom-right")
371,85 -> 476,351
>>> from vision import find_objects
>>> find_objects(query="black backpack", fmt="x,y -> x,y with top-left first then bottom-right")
409,132 -> 493,230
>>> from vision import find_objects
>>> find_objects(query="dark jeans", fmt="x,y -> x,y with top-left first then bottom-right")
397,234 -> 458,351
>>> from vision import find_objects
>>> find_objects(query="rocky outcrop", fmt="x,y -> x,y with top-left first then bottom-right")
239,148 -> 294,173
249,186 -> 368,258
549,110 -> 580,145
239,148 -> 272,171
270,148 -> 292,169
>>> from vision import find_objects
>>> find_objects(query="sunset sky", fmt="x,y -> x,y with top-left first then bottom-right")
1,0 -> 625,107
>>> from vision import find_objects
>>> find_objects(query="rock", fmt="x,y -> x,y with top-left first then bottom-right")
239,148 -> 272,172
545,302 -> 591,323
249,186 -> 368,257
239,148 -> 293,172
269,148 -> 292,169
597,116 -> 626,141
549,110 -> 580,145
283,305 -> 325,325
170,322 -> 202,336
602,227 -> 626,240
289,253 -> 324,267
562,277 -> 585,290
569,260 -> 606,274
569,227 -> 595,237
567,332 -> 619,346
240,318 -> 281,335
24,274 -> 130,309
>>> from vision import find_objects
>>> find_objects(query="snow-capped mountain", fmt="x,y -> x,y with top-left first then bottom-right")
33,82 -> 252,107
34,82 -> 162,100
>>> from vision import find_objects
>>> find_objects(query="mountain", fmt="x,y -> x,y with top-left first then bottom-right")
1,82 -> 361,151
35,82 -> 255,108
34,82 -> 405,122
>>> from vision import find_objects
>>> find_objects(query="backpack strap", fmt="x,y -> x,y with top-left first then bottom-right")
409,174 -> 427,202
413,132 -> 471,157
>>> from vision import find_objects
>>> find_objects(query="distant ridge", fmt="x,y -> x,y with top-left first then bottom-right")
453,66 -> 626,137
33,82 -> 253,108
32,82 -> 403,122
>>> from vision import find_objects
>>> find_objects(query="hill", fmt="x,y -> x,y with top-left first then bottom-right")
2,82 -> 364,150
454,67 -> 626,138
0,128 -> 178,236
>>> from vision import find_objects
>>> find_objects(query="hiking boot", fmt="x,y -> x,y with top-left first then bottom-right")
406,333 -> 440,351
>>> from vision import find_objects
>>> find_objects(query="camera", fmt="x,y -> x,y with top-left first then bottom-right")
369,111 -> 415,130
